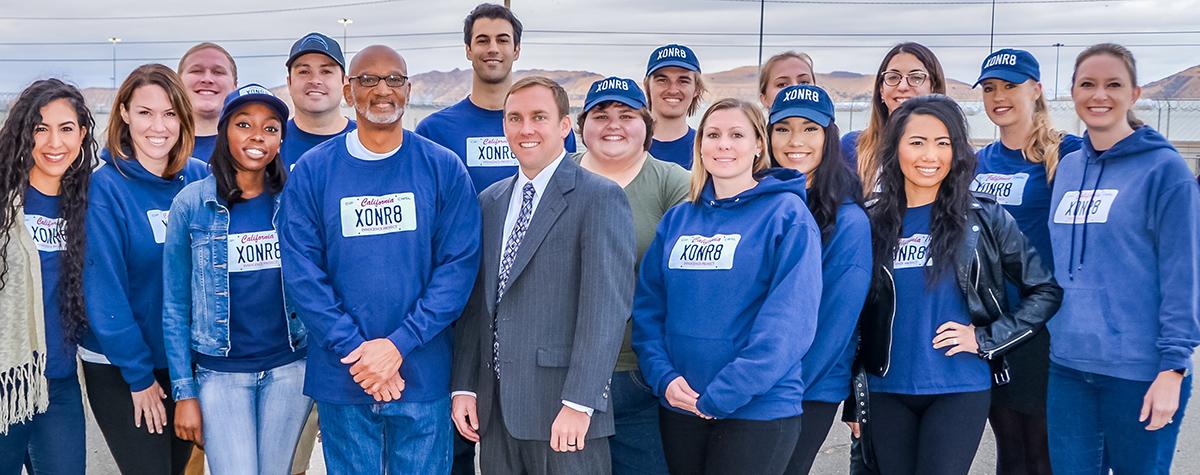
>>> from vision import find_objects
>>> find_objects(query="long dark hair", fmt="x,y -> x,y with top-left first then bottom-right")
869,95 -> 976,284
769,121 -> 863,241
209,105 -> 287,204
0,79 -> 94,342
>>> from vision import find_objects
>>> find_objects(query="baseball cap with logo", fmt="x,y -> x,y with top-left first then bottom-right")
646,44 -> 701,76
974,48 -> 1040,87
220,84 -> 290,126
583,77 -> 647,113
769,84 -> 835,127
287,32 -> 346,71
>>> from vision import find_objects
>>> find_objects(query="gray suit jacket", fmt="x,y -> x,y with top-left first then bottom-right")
451,157 -> 635,441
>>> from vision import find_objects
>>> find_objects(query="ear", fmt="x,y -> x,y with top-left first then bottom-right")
559,114 -> 572,140
513,43 -> 521,62
343,82 -> 354,107
119,104 -> 131,125
1131,84 -> 1142,103
464,43 -> 472,62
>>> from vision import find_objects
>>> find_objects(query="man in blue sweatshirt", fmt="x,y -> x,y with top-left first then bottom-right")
281,32 -> 357,170
279,45 -> 481,475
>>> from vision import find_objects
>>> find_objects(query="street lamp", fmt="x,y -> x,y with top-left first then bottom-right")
108,37 -> 121,90
337,18 -> 353,51
1053,43 -> 1065,100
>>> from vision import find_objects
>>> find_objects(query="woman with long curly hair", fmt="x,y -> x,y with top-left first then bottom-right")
0,79 -> 94,473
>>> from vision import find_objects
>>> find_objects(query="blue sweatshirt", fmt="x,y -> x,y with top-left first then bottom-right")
194,135 -> 217,163
83,156 -> 209,391
24,188 -> 74,379
280,129 -> 481,404
1048,126 -> 1200,381
649,128 -> 696,169
632,168 -> 823,420
839,130 -> 861,170
280,118 -> 357,170
415,96 -> 577,193
803,200 -> 872,403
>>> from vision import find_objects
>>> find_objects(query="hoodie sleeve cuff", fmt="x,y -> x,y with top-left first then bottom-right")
655,371 -> 683,397
1158,354 -> 1194,375
696,395 -> 730,419
126,372 -> 157,393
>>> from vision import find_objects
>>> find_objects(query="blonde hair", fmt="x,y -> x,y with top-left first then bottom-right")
758,51 -> 816,95
106,64 -> 196,179
688,98 -> 772,202
644,70 -> 708,117
1025,92 -> 1065,180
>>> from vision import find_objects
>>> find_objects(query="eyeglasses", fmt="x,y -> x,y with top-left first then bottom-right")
349,74 -> 409,88
882,72 -> 929,88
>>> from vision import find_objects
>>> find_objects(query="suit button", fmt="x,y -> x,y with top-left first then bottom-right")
972,225 -> 980,232
602,393 -> 608,399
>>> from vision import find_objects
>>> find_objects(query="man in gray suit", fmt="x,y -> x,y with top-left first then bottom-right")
451,76 -> 635,474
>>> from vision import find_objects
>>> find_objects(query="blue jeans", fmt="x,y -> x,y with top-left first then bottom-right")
1047,363 -> 1193,475
0,377 -> 86,475
318,396 -> 452,475
610,371 -> 668,475
196,359 -> 312,475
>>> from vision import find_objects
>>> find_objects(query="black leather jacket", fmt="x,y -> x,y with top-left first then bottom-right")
848,193 -> 1063,424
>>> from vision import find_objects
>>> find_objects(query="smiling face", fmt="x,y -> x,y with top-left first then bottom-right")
119,84 -> 180,162
1071,53 -> 1141,134
981,78 -> 1042,130
466,17 -> 520,85
288,53 -> 344,116
180,47 -> 236,120
648,67 -> 699,120
30,98 -> 86,189
225,102 -> 282,174
700,107 -> 762,182
881,53 -> 933,113
582,103 -> 647,163
345,48 -> 410,126
770,116 -> 825,176
898,113 -> 953,197
504,85 -> 571,173
760,57 -> 815,109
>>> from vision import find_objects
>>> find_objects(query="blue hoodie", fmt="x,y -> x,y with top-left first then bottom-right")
632,168 -> 823,420
1048,126 -> 1200,381
280,130 -> 481,404
83,155 -> 209,391
839,130 -> 861,170
803,200 -> 872,403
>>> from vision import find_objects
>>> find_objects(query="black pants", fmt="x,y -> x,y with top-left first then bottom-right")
451,432 -> 476,475
989,405 -> 1052,475
866,390 -> 990,475
479,390 -> 611,475
783,401 -> 839,474
82,362 -> 193,475
659,407 -> 801,475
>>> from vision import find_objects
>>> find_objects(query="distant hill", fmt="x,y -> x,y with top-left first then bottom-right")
702,66 -> 976,103
1143,65 -> 1200,99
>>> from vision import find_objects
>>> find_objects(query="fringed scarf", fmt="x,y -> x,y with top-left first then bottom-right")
0,204 -> 49,434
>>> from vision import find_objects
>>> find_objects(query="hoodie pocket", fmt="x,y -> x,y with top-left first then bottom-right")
1047,287 -> 1120,363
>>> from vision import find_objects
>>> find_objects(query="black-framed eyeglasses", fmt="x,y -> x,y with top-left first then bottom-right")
349,74 -> 409,88
882,71 -> 928,88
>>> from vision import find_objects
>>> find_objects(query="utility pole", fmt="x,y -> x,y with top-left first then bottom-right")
988,0 -> 997,52
338,18 -> 353,51
504,0 -> 510,8
1053,42 -> 1064,100
757,0 -> 765,66
108,37 -> 121,90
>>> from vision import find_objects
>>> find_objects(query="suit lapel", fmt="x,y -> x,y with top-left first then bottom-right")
502,158 -> 578,290
482,178 -> 514,315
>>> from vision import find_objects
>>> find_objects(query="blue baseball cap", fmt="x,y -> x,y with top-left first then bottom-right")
583,77 -> 647,113
769,84 -> 835,127
220,84 -> 290,126
646,44 -> 701,76
974,48 -> 1040,88
287,32 -> 346,71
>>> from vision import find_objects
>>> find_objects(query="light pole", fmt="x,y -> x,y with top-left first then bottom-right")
338,18 -> 353,51
757,0 -> 765,66
108,37 -> 121,90
1053,42 -> 1065,100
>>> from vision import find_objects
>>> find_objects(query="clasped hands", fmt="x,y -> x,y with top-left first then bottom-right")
341,338 -> 406,402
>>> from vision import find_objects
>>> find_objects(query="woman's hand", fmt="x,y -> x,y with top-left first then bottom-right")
933,322 -> 979,356
174,399 -> 204,445
665,377 -> 712,419
845,421 -> 861,439
1140,370 -> 1184,431
131,381 -> 168,434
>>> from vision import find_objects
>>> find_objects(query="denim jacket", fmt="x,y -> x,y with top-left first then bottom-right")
162,175 -> 306,400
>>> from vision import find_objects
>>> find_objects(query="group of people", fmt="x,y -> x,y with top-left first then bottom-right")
0,3 -> 1196,475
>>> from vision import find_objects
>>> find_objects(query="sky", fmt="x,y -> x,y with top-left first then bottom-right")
1,0 -> 1197,98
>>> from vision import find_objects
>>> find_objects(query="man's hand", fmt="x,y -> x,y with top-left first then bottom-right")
451,394 -> 480,442
341,338 -> 404,393
174,398 -> 204,446
366,372 -> 406,402
549,405 -> 591,453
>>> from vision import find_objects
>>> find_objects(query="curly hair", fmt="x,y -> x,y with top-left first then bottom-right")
0,78 -> 95,342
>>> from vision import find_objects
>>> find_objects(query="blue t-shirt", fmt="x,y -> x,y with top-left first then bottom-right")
23,187 -> 74,379
194,135 -> 218,163
649,128 -> 695,169
868,204 -> 991,395
415,96 -> 577,193
194,193 -> 300,373
280,118 -> 357,170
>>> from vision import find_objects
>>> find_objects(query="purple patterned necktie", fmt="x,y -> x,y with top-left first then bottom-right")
493,182 -> 535,378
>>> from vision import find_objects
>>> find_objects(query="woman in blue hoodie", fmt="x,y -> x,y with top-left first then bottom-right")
81,64 -> 209,475
163,85 -> 311,475
765,85 -> 871,475
971,48 -> 1082,475
857,95 -> 1061,475
632,98 -> 823,475
1046,43 -> 1200,475
0,79 -> 94,474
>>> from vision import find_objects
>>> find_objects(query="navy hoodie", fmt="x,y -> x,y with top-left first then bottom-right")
632,168 -> 823,420
83,155 -> 209,391
1048,126 -> 1200,381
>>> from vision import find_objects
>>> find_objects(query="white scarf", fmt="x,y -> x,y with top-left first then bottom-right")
0,203 -> 49,434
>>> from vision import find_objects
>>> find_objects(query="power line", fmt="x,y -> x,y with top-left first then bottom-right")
0,0 -> 399,21
715,0 -> 1133,4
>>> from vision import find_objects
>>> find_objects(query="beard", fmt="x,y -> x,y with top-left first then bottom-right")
358,101 -> 404,125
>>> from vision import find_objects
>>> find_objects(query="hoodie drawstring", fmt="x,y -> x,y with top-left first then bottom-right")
1068,156 -> 1107,280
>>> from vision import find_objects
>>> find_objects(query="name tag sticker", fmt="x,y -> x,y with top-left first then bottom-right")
894,233 -> 933,269
147,210 -> 169,244
1053,189 -> 1119,224
340,193 -> 417,237
973,173 -> 1030,206
24,215 -> 65,252
668,234 -> 741,270
466,136 -> 518,167
228,230 -> 281,273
